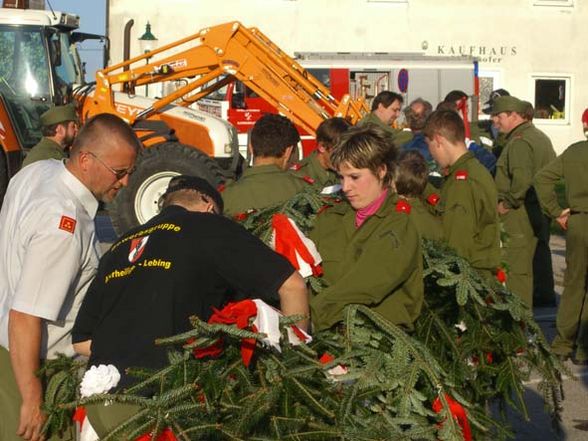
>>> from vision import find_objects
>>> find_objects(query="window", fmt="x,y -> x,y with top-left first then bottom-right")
533,0 -> 573,6
532,76 -> 571,124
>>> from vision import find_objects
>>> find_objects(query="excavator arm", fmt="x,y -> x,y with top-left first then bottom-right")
87,21 -> 367,135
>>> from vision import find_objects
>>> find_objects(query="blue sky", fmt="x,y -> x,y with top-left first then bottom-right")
48,0 -> 106,81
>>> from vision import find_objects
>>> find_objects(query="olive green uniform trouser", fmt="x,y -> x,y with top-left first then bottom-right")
0,347 -> 74,441
551,213 -> 588,360
501,207 -> 537,307
86,402 -> 141,438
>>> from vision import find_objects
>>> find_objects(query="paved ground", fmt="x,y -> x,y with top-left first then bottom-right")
94,215 -> 588,440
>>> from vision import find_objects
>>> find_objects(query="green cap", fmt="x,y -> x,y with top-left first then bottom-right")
491,96 -> 527,115
40,104 -> 79,127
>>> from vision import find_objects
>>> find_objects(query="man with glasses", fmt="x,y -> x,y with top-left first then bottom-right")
0,113 -> 140,441
71,175 -> 309,437
22,104 -> 79,168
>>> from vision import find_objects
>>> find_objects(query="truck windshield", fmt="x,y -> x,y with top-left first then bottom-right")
0,25 -> 51,147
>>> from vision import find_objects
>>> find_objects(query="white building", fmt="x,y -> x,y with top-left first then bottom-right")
106,0 -> 588,152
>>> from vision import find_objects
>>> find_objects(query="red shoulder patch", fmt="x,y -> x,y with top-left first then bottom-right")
455,170 -> 468,181
217,183 -> 226,193
289,163 -> 302,171
426,193 -> 440,206
59,215 -> 76,234
302,175 -> 315,185
395,199 -> 412,214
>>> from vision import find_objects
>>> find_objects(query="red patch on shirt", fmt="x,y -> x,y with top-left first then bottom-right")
216,183 -> 226,193
58,216 -> 76,234
302,175 -> 315,185
289,163 -> 302,171
455,170 -> 468,181
395,199 -> 412,214
426,193 -> 440,206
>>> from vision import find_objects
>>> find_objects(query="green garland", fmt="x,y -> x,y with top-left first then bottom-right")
41,187 -> 567,440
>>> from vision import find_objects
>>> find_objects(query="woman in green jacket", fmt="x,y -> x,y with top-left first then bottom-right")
310,125 -> 424,331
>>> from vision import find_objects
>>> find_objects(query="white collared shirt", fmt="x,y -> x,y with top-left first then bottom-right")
0,159 -> 101,358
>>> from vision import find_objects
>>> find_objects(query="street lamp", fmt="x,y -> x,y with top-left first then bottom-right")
138,22 -> 158,97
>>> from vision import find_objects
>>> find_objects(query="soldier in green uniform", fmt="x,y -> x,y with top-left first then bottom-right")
358,91 -> 413,146
492,96 -> 556,307
309,125 -> 423,331
22,104 -> 79,167
222,114 -> 309,216
291,117 -> 350,189
535,137 -> 588,364
424,110 -> 500,279
394,150 -> 443,241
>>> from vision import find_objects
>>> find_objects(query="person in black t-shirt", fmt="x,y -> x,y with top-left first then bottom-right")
72,175 -> 309,389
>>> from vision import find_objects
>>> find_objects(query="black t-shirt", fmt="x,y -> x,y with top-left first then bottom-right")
73,205 -> 293,388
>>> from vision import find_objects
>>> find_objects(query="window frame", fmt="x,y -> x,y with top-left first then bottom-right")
532,0 -> 574,7
531,74 -> 572,126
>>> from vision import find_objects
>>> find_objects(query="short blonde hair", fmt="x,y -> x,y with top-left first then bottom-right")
330,125 -> 398,186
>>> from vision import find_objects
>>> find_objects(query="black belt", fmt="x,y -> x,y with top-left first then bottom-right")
570,210 -> 588,215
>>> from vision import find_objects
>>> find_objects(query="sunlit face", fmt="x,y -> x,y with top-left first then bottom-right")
84,146 -> 137,203
425,134 -> 449,169
493,112 -> 517,134
376,100 -> 402,125
339,162 -> 386,210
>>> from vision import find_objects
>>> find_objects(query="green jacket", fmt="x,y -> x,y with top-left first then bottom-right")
495,121 -> 556,209
440,151 -> 500,272
222,164 -> 308,216
291,151 -> 338,188
309,192 -> 423,331
403,197 -> 443,241
22,137 -> 65,167
535,140 -> 588,217
358,112 -> 414,146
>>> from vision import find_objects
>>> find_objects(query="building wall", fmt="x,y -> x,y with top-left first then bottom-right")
108,0 -> 588,152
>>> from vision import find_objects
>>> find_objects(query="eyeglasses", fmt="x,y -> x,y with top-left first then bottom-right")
83,151 -> 136,180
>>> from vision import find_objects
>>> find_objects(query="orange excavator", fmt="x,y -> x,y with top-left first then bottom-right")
0,5 -> 367,232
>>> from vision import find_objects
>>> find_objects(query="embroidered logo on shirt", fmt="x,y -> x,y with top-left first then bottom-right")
128,236 -> 150,263
427,193 -> 440,206
455,170 -> 468,181
58,216 -> 76,234
395,199 -> 412,214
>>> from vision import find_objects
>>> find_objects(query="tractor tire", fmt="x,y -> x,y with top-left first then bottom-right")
0,151 -> 8,210
108,142 -> 224,236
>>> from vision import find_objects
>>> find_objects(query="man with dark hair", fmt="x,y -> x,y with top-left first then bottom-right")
22,104 -> 79,167
72,175 -> 309,437
394,150 -> 442,241
0,113 -> 140,441
359,90 -> 412,145
222,113 -> 309,215
402,98 -> 434,162
424,110 -> 500,278
492,96 -> 556,307
291,117 -> 350,188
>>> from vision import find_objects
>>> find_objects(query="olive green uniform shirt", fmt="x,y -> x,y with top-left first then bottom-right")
495,121 -> 556,209
22,137 -> 65,168
222,164 -> 308,216
404,197 -> 443,241
309,192 -> 424,331
358,112 -> 414,146
440,151 -> 500,273
535,141 -> 588,217
291,151 -> 338,188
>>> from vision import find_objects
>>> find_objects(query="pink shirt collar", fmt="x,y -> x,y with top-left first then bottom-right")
355,188 -> 388,228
